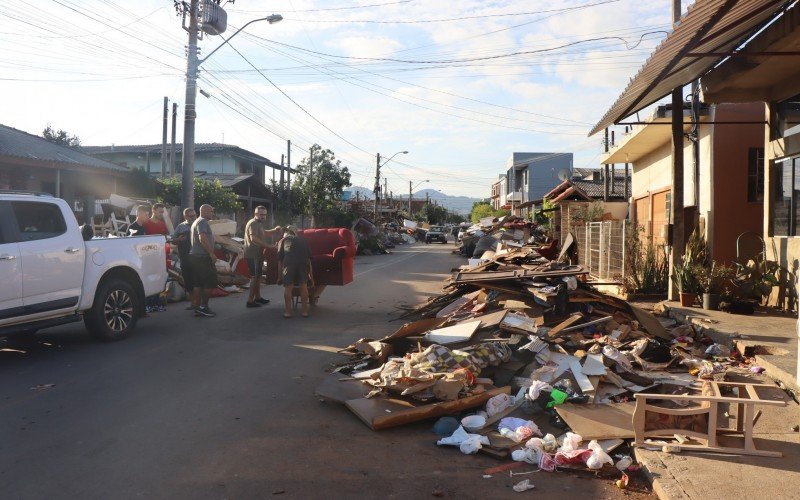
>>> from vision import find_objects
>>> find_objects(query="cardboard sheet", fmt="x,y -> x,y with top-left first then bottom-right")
555,402 -> 636,440
424,320 -> 481,344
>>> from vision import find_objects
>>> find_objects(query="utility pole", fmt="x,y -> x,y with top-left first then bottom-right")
169,102 -> 178,176
161,96 -> 168,177
286,139 -> 291,208
669,0 -> 686,300
279,150 -> 285,190
308,147 -> 314,228
374,153 -> 381,219
181,0 -> 199,209
408,180 -> 413,216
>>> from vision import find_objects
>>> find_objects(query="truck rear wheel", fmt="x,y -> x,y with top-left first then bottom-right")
85,278 -> 139,341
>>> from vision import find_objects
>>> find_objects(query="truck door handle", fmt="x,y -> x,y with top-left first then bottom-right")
0,254 -> 16,260
65,247 -> 80,254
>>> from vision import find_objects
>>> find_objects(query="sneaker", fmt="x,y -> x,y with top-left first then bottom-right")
246,301 -> 262,308
194,306 -> 216,317
156,305 -> 167,312
254,298 -> 270,305
145,305 -> 153,313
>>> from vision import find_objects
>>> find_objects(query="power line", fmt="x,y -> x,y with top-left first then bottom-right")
283,1 -> 620,24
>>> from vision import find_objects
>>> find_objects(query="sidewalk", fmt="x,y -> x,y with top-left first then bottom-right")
663,301 -> 798,393
630,301 -> 800,500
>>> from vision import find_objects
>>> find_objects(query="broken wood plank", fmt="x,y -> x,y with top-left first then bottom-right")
346,386 -> 511,431
547,314 -> 584,338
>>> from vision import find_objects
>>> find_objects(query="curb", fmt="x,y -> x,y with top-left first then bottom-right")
632,448 -> 691,500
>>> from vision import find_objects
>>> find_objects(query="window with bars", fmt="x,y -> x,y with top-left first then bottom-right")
748,147 -> 765,203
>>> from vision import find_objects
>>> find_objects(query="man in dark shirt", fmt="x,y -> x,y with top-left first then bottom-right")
172,207 -> 198,310
277,225 -> 312,318
127,205 -> 150,237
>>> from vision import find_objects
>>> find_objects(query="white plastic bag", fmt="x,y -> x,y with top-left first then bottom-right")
486,393 -> 513,417
615,455 -> 633,471
511,448 -> 539,464
541,433 -> 558,452
586,440 -> 614,470
559,432 -> 583,452
527,380 -> 552,401
459,436 -> 485,455
513,479 -> 536,492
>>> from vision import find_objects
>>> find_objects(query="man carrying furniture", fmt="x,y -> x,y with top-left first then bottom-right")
277,225 -> 313,318
243,206 -> 282,308
190,204 -> 218,318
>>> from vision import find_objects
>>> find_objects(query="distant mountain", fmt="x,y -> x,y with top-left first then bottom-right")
407,189 -> 481,215
346,186 -> 480,215
343,186 -> 374,200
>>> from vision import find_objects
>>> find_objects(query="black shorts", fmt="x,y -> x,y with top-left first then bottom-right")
246,257 -> 263,278
282,263 -> 310,287
180,254 -> 195,292
190,255 -> 218,289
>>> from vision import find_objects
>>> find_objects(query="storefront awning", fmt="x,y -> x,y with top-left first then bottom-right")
590,0 -> 789,136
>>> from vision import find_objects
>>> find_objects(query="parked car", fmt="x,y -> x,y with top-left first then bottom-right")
0,192 -> 168,341
425,225 -> 448,244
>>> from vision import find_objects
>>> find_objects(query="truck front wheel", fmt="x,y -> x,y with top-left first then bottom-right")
85,278 -> 139,341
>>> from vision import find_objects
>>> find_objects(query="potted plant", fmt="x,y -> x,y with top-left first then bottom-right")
698,263 -> 734,310
672,262 -> 701,307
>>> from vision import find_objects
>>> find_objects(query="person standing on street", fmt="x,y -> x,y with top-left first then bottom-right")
143,202 -> 169,236
243,206 -> 282,308
127,205 -> 150,237
143,203 -> 170,312
190,204 -> 218,318
277,225 -> 313,318
172,207 -> 198,310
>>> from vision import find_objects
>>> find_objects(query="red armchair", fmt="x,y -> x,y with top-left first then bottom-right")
262,228 -> 356,287
298,228 -> 356,286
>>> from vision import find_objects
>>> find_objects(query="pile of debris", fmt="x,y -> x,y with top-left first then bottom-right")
317,241 -> 788,488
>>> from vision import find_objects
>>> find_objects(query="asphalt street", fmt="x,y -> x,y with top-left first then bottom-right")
0,242 -> 647,499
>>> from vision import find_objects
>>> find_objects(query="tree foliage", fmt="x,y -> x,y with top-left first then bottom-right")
416,203 -> 450,224
292,144 -> 351,225
156,177 -> 241,214
42,124 -> 81,149
470,201 -> 509,223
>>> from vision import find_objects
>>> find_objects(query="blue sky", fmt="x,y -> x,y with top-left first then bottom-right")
0,0 -> 684,197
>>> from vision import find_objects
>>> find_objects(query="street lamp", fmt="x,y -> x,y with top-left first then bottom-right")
409,179 -> 429,216
180,1 -> 282,209
374,150 -> 407,218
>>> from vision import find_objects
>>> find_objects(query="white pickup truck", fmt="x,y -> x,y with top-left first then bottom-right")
0,192 -> 167,341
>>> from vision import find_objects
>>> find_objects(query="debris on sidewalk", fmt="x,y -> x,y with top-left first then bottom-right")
317,235 -> 791,485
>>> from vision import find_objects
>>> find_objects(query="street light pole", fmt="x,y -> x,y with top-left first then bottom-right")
180,5 -> 283,210
373,150 -> 407,220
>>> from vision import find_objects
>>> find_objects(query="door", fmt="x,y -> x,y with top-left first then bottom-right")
0,203 -> 23,323
11,200 -> 84,315
651,191 -> 669,246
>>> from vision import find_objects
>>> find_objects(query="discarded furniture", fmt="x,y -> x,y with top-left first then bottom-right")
298,228 -> 357,286
632,381 -> 788,457
263,228 -> 357,299
537,239 -> 559,260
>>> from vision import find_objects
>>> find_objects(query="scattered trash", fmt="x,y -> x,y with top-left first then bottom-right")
30,384 -> 55,391
317,225 -> 788,483
512,479 -> 536,492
